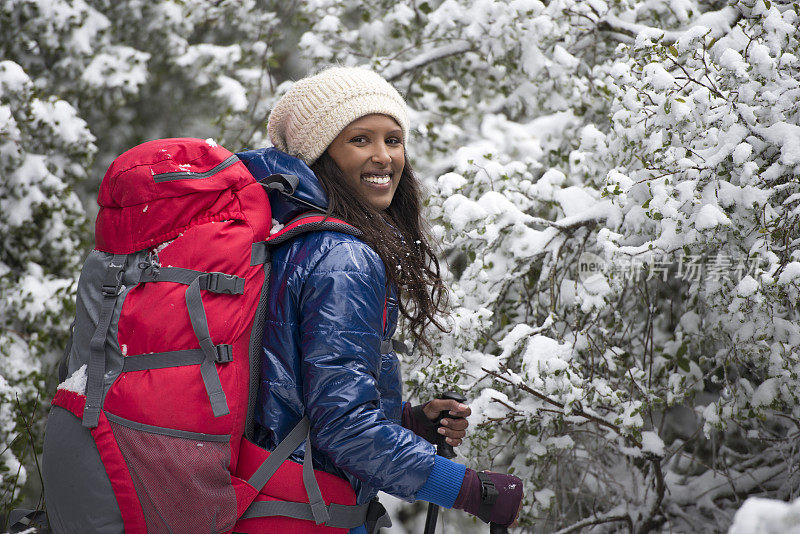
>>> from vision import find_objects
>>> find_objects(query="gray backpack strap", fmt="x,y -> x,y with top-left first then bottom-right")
83,254 -> 127,428
302,428 -> 330,525
243,417 -> 382,528
140,267 -> 245,294
245,416 -> 335,525
247,416 -> 310,490
121,348 -> 212,372
240,501 -> 372,529
185,276 -> 230,417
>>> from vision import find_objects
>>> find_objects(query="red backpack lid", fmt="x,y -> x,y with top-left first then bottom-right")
95,138 -> 257,253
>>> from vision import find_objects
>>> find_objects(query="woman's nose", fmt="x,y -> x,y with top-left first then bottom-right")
371,143 -> 391,164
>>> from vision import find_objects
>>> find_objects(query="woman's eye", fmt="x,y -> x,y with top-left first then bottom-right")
387,137 -> 403,145
349,135 -> 368,144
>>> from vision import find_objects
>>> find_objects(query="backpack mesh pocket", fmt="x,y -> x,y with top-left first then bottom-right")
107,414 -> 236,533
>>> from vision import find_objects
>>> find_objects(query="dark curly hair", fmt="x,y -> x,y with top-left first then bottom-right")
310,151 -> 449,355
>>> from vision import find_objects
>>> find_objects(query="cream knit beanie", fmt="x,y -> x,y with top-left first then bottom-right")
267,66 -> 409,165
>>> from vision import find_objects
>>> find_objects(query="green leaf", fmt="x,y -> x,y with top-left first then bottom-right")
668,45 -> 678,56
420,2 -> 432,14
642,198 -> 651,208
764,0 -> 771,8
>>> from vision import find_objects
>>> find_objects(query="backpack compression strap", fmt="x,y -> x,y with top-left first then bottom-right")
83,254 -> 128,428
135,267 -> 245,417
241,417 -> 386,529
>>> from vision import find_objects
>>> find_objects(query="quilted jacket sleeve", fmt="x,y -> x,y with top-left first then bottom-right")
299,238 -> 436,500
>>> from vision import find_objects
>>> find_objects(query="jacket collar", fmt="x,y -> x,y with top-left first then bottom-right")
236,147 -> 328,223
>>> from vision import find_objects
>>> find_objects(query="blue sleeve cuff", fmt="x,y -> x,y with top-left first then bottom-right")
415,455 -> 466,508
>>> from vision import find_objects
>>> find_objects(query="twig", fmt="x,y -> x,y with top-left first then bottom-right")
14,393 -> 44,509
553,513 -> 634,534
481,367 -> 641,447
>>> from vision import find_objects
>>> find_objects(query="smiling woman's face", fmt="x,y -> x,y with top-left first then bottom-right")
325,114 -> 405,211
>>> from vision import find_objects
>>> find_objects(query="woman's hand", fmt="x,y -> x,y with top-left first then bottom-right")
453,469 -> 523,528
401,398 -> 472,446
421,399 -> 471,446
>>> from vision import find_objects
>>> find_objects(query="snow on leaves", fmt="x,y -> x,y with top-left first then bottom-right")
297,0 -> 800,531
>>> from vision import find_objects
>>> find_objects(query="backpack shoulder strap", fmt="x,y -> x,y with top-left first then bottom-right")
250,211 -> 361,265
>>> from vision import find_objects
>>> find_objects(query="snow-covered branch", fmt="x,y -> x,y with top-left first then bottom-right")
599,6 -> 741,44
553,513 -> 633,534
382,41 -> 473,81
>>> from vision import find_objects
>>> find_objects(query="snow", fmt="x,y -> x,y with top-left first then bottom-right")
728,497 -> 800,534
81,46 -> 150,93
732,142 -> 753,165
6,1 -> 800,530
0,60 -> 31,92
215,75 -> 248,112
736,276 -> 759,297
554,186 -> 597,217
759,122 -> 800,166
778,262 -> 800,285
641,431 -> 665,457
643,62 -> 676,90
437,172 -> 467,197
752,378 -> 779,407
57,365 -> 88,395
694,204 -> 732,230
718,48 -> 748,78
269,218 -> 284,235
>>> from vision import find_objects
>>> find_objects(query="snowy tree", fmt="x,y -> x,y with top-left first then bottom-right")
292,0 -> 800,531
0,58 -> 92,514
0,0 -> 284,516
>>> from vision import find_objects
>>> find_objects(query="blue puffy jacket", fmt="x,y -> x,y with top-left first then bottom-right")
236,148 -> 465,508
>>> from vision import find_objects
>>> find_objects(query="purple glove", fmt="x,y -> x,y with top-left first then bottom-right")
401,401 -> 439,444
453,468 -> 523,527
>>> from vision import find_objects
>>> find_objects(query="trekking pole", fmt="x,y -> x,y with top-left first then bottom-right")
423,391 -> 466,534
490,522 -> 510,533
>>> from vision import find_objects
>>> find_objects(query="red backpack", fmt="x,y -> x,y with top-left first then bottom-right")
40,138 -> 384,533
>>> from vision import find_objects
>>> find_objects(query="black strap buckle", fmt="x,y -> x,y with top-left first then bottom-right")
101,261 -> 126,297
477,471 -> 498,523
214,344 -> 233,363
204,272 -> 244,294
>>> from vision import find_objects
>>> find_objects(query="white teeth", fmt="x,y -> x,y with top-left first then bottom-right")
362,174 -> 391,184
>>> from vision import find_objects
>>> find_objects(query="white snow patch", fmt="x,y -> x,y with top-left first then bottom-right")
554,186 -> 598,218
270,219 -> 285,235
778,262 -> 800,285
57,365 -> 87,395
752,378 -> 779,407
728,497 -> 800,534
737,276 -> 759,297
694,204 -> 731,230
640,431 -> 665,456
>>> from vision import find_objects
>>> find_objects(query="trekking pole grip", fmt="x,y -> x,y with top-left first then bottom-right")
435,391 -> 466,459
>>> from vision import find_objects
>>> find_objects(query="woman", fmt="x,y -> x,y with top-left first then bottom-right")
238,66 -> 523,533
